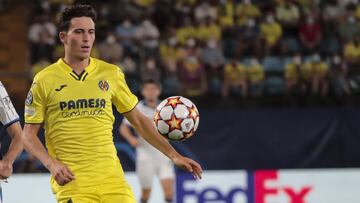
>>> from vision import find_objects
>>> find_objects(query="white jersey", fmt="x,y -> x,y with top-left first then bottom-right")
0,82 -> 19,128
122,100 -> 174,188
122,100 -> 166,155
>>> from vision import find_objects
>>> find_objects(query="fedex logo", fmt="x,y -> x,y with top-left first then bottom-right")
176,171 -> 312,203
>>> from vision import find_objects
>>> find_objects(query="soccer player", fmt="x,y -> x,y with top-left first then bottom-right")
0,82 -> 23,202
22,4 -> 202,203
120,80 -> 174,203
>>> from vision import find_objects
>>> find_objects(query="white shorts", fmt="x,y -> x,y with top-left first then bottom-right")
136,149 -> 175,189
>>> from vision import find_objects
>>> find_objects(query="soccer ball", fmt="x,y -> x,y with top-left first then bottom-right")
154,96 -> 200,141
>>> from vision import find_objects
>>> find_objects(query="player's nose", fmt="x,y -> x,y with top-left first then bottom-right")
82,33 -> 90,42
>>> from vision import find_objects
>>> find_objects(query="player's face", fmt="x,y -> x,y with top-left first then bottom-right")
60,17 -> 95,60
142,83 -> 160,102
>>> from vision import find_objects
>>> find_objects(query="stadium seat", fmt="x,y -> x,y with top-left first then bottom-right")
263,56 -> 284,72
264,76 -> 285,95
321,37 -> 341,55
283,38 -> 300,54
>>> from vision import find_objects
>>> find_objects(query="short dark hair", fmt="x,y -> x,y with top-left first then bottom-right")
141,79 -> 162,89
58,4 -> 97,32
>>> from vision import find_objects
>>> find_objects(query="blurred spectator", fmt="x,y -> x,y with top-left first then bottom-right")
159,35 -> 183,95
247,57 -> 265,96
323,0 -> 343,22
28,13 -> 57,64
98,32 -> 123,63
196,18 -> 222,44
201,39 -> 225,95
338,0 -> 359,9
160,36 -> 183,67
134,0 -> 155,8
295,0 -> 320,16
178,39 -> 207,97
176,17 -> 197,45
194,1 -> 218,23
120,56 -> 138,75
140,58 -> 161,82
222,59 -> 248,98
235,0 -> 261,26
299,15 -> 322,54
344,35 -> 360,66
285,53 -> 306,94
260,13 -> 283,56
304,53 -> 329,96
339,3 -> 360,42
135,19 -> 160,58
236,18 -> 261,58
120,56 -> 140,93
30,57 -> 51,79
275,0 -> 300,38
175,0 -> 196,18
329,54 -> 351,96
115,19 -> 138,56
218,0 -> 235,28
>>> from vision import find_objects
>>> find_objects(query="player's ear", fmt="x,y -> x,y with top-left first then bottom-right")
59,31 -> 67,44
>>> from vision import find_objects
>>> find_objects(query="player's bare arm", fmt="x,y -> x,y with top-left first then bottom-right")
0,122 -> 23,179
123,108 -> 203,179
119,123 -> 139,147
22,124 -> 75,185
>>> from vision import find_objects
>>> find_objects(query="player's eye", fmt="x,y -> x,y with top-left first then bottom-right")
74,29 -> 83,34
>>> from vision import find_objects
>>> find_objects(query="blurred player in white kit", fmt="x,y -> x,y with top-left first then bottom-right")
120,79 -> 175,203
0,82 -> 23,202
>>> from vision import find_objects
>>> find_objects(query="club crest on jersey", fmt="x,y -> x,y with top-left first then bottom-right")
98,80 -> 109,91
25,90 -> 33,105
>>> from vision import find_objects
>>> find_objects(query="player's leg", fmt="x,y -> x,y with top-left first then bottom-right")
140,188 -> 151,203
158,159 -> 175,203
160,178 -> 174,203
136,158 -> 156,203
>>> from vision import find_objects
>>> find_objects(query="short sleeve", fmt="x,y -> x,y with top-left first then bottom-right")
122,117 -> 131,126
112,69 -> 138,114
24,76 -> 46,124
0,82 -> 20,127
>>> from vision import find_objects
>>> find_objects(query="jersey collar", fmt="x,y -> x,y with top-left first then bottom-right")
57,57 -> 97,81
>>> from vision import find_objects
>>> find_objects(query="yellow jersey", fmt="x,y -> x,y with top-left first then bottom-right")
247,64 -> 265,83
235,3 -> 261,25
24,57 -> 138,191
224,62 -> 247,83
345,42 -> 360,60
260,22 -> 283,46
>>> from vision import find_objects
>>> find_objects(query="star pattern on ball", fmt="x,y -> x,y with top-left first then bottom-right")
166,114 -> 182,131
188,106 -> 199,120
183,131 -> 194,139
166,97 -> 182,108
154,111 -> 161,123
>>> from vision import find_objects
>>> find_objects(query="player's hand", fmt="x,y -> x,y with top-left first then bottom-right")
0,160 -> 13,179
47,159 -> 75,186
172,156 -> 203,179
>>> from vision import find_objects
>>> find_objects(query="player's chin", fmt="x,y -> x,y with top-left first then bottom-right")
78,53 -> 91,60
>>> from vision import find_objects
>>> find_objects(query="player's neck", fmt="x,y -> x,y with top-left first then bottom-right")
63,55 -> 90,75
146,100 -> 157,108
